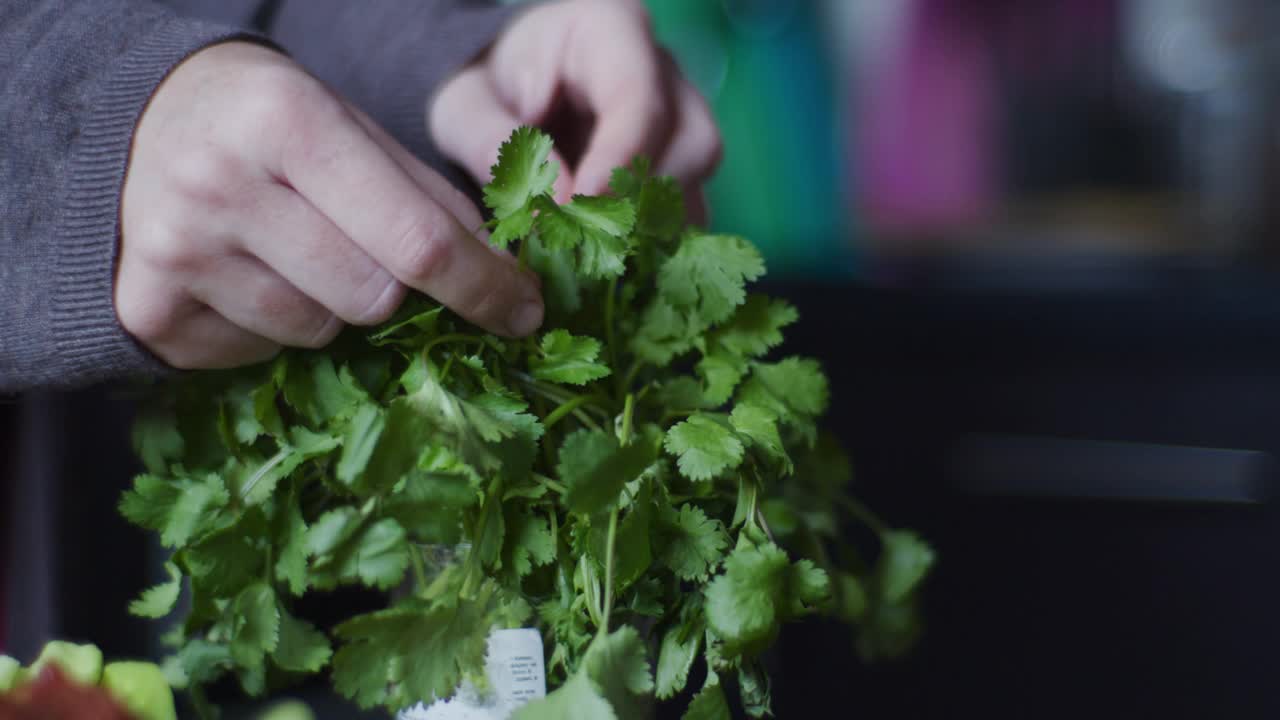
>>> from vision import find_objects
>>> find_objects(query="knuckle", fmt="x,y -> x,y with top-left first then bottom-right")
134,221 -> 205,276
458,278 -> 503,321
352,272 -> 405,326
301,314 -> 342,349
116,291 -> 181,346
391,215 -> 455,286
244,279 -> 335,348
169,149 -> 240,210
277,94 -> 351,171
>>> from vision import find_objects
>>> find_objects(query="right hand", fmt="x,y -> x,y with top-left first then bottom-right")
117,41 -> 544,370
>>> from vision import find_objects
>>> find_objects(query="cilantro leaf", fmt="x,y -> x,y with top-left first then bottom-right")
228,583 -> 280,676
632,299 -> 699,365
273,490 -> 309,596
659,233 -> 765,326
484,126 -> 558,247
281,355 -> 367,425
272,607 -> 332,673
704,542 -> 789,658
558,429 -> 656,515
696,350 -> 747,407
537,195 -> 637,279
658,505 -> 729,582
580,626 -> 654,711
664,415 -> 744,481
656,621 -> 701,699
333,583 -> 527,711
683,672 -> 731,720
729,404 -> 790,471
119,473 -> 229,548
307,511 -> 410,591
879,530 -> 936,604
712,295 -> 798,358
132,405 -> 183,474
532,330 -> 611,385
129,561 -> 182,619
504,509 -> 556,579
180,508 -> 267,596
738,357 -> 829,419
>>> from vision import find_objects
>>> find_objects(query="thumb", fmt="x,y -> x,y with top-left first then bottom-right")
430,64 -> 574,203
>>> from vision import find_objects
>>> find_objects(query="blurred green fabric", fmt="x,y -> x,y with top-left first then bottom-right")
644,0 -> 854,277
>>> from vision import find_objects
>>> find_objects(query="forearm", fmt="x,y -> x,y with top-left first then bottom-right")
0,0 -> 255,393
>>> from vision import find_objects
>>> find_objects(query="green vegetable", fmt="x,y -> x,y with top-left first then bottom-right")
122,128 -> 934,717
101,661 -> 178,720
0,656 -> 22,693
256,699 -> 316,720
30,641 -> 103,686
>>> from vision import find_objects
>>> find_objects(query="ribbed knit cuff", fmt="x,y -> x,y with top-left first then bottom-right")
50,18 -> 262,387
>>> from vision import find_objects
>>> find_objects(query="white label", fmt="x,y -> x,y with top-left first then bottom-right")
399,629 -> 546,720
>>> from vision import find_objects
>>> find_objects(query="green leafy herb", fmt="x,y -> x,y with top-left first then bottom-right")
123,127 -> 932,717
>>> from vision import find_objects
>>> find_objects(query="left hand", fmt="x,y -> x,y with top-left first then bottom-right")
429,0 -> 722,221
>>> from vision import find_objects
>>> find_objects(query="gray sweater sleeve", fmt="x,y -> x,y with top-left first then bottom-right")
270,0 -> 519,179
0,1 -> 258,394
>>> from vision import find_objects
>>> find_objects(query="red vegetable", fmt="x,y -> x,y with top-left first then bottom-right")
0,665 -> 133,720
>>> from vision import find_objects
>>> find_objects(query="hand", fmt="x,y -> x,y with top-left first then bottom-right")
117,41 -> 544,370
430,0 -> 722,219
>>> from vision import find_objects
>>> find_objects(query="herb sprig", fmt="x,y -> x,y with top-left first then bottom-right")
122,126 -> 934,718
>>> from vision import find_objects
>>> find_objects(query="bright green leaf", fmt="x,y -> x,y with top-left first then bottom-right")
664,415 -> 744,482
129,561 -> 182,619
532,330 -> 611,385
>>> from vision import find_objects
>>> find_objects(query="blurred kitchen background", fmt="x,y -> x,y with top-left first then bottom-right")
633,0 -> 1280,281
629,1 -> 1280,718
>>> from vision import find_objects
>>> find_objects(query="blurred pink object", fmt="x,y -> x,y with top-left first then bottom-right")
856,0 -> 1115,236
858,0 -> 999,234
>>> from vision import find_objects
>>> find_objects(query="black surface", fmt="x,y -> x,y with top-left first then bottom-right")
765,275 -> 1280,719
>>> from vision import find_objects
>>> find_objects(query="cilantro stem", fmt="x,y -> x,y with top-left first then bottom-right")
599,506 -> 620,638
239,446 -> 290,502
622,360 -> 642,392
573,410 -> 604,433
605,278 -> 619,395
544,394 -> 607,429
533,473 -> 567,495
410,545 -> 430,596
508,370 -> 611,424
619,393 -> 635,447
836,494 -> 888,536
422,333 -> 486,356
439,353 -> 456,382
517,237 -> 532,270
755,508 -> 777,545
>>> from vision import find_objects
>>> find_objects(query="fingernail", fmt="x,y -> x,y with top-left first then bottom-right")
507,298 -> 544,337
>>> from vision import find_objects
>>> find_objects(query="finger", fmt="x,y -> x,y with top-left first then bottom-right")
430,66 -> 574,203
242,183 -> 404,326
687,187 -> 709,227
566,9 -> 672,194
345,102 -> 494,234
274,97 -> 544,337
655,72 -> 722,186
188,253 -> 343,349
153,307 -> 281,370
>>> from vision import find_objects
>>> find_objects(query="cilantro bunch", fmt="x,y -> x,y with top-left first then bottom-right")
121,127 -> 934,718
